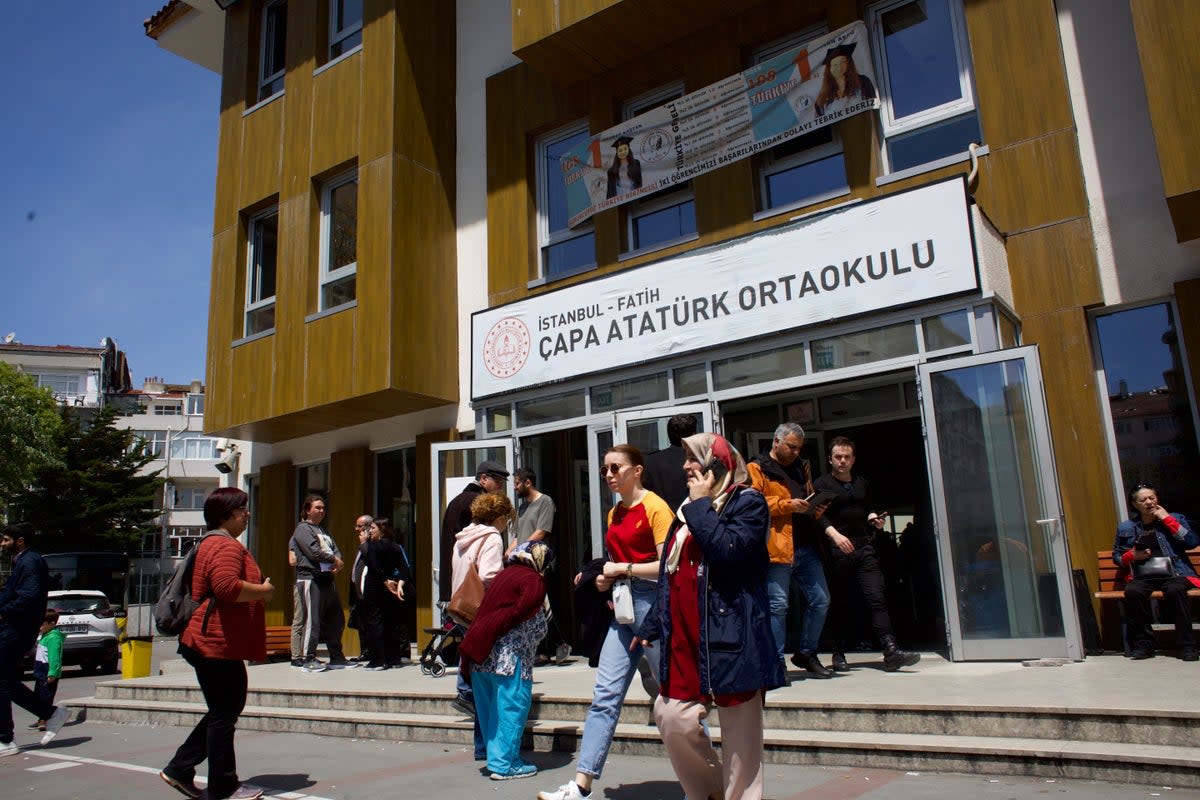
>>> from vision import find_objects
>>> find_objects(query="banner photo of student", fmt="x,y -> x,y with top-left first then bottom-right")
559,21 -> 880,229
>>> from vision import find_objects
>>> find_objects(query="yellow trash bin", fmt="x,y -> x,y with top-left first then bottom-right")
121,638 -> 153,679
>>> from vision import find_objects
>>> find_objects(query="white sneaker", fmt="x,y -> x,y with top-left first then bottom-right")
41,706 -> 69,745
537,782 -> 588,800
0,741 -> 19,758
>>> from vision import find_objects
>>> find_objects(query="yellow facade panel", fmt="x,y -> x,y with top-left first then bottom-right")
1130,1 -> 1200,203
238,99 -> 285,206
975,131 -> 1089,236
269,195 -> 313,422
965,0 -> 1075,148
1005,218 -> 1103,318
310,52 -> 363,176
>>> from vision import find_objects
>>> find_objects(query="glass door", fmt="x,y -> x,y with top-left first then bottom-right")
429,440 -> 515,613
918,346 -> 1082,661
585,403 -> 716,556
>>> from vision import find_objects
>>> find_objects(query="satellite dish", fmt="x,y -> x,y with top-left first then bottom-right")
3,333 -> 15,344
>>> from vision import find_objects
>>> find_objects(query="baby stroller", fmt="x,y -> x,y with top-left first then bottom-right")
419,617 -> 465,677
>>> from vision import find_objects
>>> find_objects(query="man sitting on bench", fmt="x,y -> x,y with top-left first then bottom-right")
1112,484 -> 1198,661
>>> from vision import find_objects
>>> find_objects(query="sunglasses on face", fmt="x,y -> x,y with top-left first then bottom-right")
599,463 -> 628,476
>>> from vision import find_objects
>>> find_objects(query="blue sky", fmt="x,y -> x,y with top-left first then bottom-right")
0,3 -> 219,386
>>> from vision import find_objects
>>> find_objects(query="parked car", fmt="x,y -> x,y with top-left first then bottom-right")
47,590 -> 120,674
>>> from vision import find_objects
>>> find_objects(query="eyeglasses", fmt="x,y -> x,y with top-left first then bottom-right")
599,463 -> 627,477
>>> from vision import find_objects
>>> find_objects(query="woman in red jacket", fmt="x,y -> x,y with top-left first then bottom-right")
159,488 -> 275,800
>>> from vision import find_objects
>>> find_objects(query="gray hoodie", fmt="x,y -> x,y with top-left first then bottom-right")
290,520 -> 341,583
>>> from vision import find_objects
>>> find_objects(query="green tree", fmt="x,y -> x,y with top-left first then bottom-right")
0,362 -> 62,515
10,405 -> 163,553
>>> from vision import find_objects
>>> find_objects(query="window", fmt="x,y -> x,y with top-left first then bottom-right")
868,0 -> 981,173
134,430 -> 168,458
33,373 -> 83,402
245,207 -> 278,336
186,393 -> 205,416
623,84 -> 696,253
753,31 -> 849,212
258,0 -> 287,101
1094,302 -> 1200,506
153,403 -> 182,416
329,0 -> 362,59
168,526 -> 206,557
319,170 -> 357,310
170,435 -> 219,461
536,120 -> 596,280
175,488 -> 209,510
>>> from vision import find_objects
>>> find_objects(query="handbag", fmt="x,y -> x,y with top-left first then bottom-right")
447,534 -> 494,624
612,578 -> 635,625
1131,555 -> 1175,581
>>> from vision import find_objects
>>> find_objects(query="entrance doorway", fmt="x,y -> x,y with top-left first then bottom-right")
721,375 -> 947,653
518,428 -> 590,657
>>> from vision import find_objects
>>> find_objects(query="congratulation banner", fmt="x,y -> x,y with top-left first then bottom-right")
559,21 -> 879,228
472,178 -> 979,400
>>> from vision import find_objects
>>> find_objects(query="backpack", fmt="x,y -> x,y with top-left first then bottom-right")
154,532 -> 226,635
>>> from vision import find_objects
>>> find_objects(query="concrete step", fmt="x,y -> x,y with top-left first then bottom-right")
91,680 -> 1199,748
70,696 -> 1200,789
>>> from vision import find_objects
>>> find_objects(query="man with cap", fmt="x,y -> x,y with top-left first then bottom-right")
439,460 -> 510,605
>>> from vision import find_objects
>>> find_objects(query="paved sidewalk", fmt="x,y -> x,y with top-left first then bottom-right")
4,719 -> 1197,800
142,648 -> 1200,715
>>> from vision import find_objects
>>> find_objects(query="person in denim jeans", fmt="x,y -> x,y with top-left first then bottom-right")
746,423 -> 839,680
538,445 -> 673,800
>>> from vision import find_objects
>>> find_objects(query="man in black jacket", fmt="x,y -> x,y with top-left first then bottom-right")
815,437 -> 919,673
1,523 -> 68,755
641,414 -> 697,512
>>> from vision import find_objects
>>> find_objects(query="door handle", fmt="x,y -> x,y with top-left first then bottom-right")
1035,518 -> 1060,536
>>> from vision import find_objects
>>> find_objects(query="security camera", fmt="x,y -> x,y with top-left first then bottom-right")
215,444 -> 240,474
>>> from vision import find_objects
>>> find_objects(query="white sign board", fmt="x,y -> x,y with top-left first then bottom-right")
472,178 -> 978,400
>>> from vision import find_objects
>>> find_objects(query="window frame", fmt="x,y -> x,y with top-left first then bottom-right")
318,169 -> 358,311
535,119 -> 597,282
751,27 -> 850,214
170,435 -> 219,462
867,0 -> 979,173
258,0 -> 287,102
244,206 -> 279,337
32,373 -> 82,401
134,430 -> 168,459
328,0 -> 363,60
621,82 -> 697,255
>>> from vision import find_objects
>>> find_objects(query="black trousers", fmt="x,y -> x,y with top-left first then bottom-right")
0,627 -> 55,744
827,543 -> 896,649
1123,576 -> 1196,651
361,593 -> 407,666
165,645 -> 247,800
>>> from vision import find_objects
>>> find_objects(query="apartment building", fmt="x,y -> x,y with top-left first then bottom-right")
145,0 -> 1200,659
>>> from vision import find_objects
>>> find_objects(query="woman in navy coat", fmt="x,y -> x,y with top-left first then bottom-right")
637,432 -> 782,800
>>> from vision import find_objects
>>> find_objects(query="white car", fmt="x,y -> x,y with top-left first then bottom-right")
47,590 -> 120,674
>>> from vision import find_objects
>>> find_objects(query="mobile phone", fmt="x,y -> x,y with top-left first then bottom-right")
701,456 -> 729,482
804,489 -> 841,508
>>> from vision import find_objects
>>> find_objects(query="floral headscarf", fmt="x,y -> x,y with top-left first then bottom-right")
507,540 -> 554,575
681,432 -> 749,514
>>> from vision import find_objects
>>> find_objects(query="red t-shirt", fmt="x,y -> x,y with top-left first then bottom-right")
606,492 -> 673,563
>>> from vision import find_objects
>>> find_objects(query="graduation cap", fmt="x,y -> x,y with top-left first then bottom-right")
822,41 -> 857,65
612,135 -> 634,148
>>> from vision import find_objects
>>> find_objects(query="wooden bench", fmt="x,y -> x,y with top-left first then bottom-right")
264,625 -> 291,661
1094,549 -> 1200,653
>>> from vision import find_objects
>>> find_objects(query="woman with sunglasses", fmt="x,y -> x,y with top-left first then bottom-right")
538,444 -> 673,800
